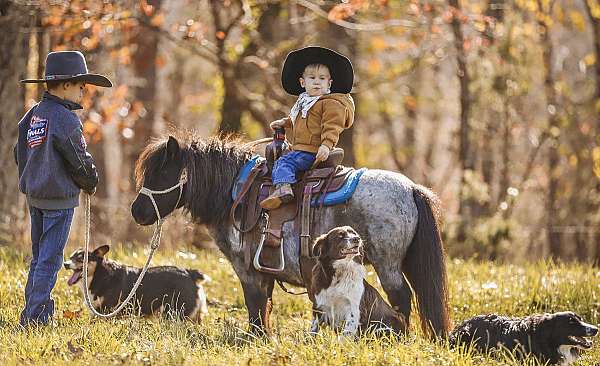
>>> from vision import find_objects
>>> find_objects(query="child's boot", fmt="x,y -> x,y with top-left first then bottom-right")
260,183 -> 294,209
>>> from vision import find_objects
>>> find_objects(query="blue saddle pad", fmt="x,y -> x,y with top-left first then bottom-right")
231,155 -> 265,201
311,168 -> 367,207
231,155 -> 367,207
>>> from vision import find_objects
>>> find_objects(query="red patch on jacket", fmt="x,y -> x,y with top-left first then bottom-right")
27,115 -> 49,148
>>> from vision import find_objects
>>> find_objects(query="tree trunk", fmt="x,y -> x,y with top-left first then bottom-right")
0,1 -> 32,245
403,81 -> 418,180
127,0 -> 162,177
123,0 -> 162,241
424,64 -> 443,187
583,0 -> 600,123
216,2 -> 282,134
320,14 -> 358,166
448,0 -> 473,240
482,0 -> 506,211
582,0 -> 600,264
537,2 -> 562,259
219,79 -> 243,134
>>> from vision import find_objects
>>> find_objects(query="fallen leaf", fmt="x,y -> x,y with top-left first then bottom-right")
63,309 -> 82,320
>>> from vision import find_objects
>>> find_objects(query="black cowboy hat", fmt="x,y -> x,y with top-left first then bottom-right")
20,51 -> 112,87
281,46 -> 353,96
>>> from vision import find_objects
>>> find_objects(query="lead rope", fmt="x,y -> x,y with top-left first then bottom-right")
82,193 -> 164,318
276,280 -> 307,296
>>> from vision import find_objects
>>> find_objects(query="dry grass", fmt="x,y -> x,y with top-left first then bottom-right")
0,243 -> 599,365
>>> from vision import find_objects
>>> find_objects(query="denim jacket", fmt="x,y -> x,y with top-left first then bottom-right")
15,92 -> 98,209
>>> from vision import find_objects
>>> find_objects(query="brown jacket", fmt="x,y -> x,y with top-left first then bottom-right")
282,93 -> 354,154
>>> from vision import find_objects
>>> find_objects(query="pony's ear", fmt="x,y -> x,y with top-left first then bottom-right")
93,245 -> 110,258
166,136 -> 180,158
312,233 -> 328,258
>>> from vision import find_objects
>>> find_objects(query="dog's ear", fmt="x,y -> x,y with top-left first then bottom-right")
358,238 -> 365,257
532,313 -> 554,336
312,233 -> 328,258
93,245 -> 110,258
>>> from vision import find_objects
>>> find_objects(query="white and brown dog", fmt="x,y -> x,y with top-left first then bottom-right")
64,245 -> 209,321
310,226 -> 406,336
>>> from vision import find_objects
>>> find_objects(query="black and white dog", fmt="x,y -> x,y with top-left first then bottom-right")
64,245 -> 209,321
450,312 -> 598,365
309,226 -> 406,336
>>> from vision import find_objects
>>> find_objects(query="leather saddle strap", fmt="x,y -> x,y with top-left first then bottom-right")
299,256 -> 316,302
317,167 -> 339,208
300,184 -> 313,257
300,184 -> 315,302
230,165 -> 264,233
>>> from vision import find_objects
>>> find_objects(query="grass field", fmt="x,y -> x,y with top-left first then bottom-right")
0,244 -> 599,365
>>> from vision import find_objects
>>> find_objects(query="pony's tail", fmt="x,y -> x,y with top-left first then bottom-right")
402,184 -> 450,339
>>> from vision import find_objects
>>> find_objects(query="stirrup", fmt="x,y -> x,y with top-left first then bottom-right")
253,214 -> 285,274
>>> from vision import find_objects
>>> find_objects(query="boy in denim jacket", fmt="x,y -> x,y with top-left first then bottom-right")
15,51 -> 112,327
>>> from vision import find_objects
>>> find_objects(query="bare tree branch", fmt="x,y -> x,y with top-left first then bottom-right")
139,17 -> 219,64
295,0 -> 418,31
501,131 -> 550,218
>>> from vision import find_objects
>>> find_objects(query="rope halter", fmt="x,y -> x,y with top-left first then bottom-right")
139,168 -> 188,222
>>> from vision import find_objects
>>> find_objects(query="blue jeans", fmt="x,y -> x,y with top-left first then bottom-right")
272,151 -> 316,185
20,206 -> 74,327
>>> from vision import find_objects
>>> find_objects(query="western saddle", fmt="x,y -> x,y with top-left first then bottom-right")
230,147 -> 355,282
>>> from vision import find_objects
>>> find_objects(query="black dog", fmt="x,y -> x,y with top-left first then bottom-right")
450,312 -> 598,365
64,245 -> 209,321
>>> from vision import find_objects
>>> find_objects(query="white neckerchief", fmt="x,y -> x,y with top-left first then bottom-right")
289,91 -> 330,124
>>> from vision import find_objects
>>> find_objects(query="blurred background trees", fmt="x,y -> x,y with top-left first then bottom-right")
1,0 -> 599,263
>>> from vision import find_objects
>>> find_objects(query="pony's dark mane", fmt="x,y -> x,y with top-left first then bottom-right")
183,135 -> 253,225
135,133 -> 254,226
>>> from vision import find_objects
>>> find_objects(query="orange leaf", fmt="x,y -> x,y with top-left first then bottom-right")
216,31 -> 225,40
463,38 -> 471,51
63,309 -> 82,320
155,55 -> 166,68
408,3 -> 420,16
328,4 -> 355,21
83,121 -> 98,136
367,58 -> 382,75
404,95 -> 417,112
150,13 -> 164,27
140,0 -> 154,16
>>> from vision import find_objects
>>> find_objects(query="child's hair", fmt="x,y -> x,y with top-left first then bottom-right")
46,80 -> 65,91
302,63 -> 331,77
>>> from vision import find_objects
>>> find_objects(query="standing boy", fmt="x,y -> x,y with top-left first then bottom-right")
260,46 -> 355,210
15,51 -> 112,327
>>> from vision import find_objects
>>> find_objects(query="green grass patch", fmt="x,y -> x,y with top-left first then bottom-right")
0,245 -> 598,365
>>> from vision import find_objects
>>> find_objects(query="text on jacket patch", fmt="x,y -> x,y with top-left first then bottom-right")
27,115 -> 49,148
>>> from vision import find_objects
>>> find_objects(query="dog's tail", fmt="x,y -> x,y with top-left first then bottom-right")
188,269 -> 211,284
403,184 -> 450,339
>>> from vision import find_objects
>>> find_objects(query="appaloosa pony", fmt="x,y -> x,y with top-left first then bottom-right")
131,134 -> 449,338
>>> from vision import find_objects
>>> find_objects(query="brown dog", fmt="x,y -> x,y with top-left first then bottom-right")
310,226 -> 406,336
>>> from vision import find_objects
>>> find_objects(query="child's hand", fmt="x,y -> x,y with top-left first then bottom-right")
315,145 -> 330,163
270,119 -> 286,130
